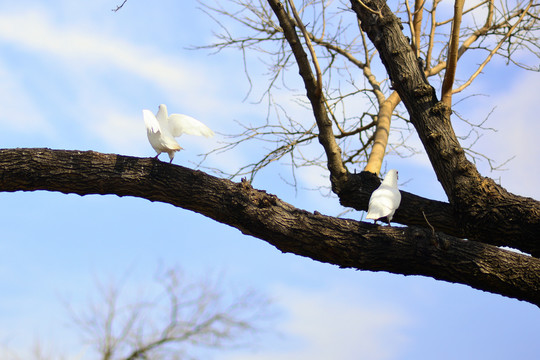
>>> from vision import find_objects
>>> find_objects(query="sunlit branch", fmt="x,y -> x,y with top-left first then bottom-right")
425,0 -> 441,71
441,0 -> 464,107
457,0 -> 494,58
453,0 -> 534,94
364,91 -> 400,175
405,0 -> 416,52
412,0 -> 424,56
436,0 -> 490,26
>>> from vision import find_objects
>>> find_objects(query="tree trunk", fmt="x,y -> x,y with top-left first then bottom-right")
349,0 -> 540,256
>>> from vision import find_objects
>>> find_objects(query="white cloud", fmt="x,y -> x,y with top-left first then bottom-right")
0,9 -> 201,95
0,7 -> 224,129
223,285 -> 411,360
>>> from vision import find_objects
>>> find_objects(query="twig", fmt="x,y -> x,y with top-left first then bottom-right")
112,0 -> 128,12
422,210 -> 436,237
453,0 -> 533,94
352,0 -> 383,18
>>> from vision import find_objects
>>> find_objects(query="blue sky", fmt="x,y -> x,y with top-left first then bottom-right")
0,1 -> 539,359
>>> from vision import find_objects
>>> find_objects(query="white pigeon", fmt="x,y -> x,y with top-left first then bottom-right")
366,169 -> 401,225
143,104 -> 214,163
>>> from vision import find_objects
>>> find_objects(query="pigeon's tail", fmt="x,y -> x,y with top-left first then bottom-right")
365,212 -> 381,220
366,206 -> 391,220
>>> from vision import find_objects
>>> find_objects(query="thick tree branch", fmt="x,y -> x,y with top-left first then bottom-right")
0,148 -> 539,306
364,91 -> 400,175
338,171 -> 465,237
349,0 -> 540,256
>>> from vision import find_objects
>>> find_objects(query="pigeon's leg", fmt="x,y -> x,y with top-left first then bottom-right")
166,151 -> 175,163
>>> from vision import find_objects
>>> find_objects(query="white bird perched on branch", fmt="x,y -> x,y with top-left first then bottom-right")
143,104 -> 214,163
366,169 -> 401,225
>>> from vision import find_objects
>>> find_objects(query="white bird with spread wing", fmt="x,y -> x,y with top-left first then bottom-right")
366,169 -> 401,225
143,104 -> 214,163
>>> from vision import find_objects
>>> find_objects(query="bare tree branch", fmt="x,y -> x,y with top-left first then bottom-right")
441,0 -> 464,107
266,0 -> 349,190
288,0 -> 323,95
0,148 -> 539,305
364,91 -> 400,174
453,0 -> 535,94
350,0 -> 540,256
67,266 -> 270,360
112,0 -> 128,12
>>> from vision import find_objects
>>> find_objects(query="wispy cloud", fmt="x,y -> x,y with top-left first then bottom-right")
0,9 -> 207,98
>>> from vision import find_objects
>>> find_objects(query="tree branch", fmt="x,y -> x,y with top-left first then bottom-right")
364,91 -> 400,175
266,0 -> 349,192
1,148 -> 539,306
412,0 -> 424,56
112,0 -> 128,12
440,0 -> 464,107
453,0 -> 534,94
338,171 -> 470,240
288,0 -> 323,95
349,0 -> 540,256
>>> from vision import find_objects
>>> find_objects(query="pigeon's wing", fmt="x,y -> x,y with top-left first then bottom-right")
143,110 -> 161,134
167,114 -> 215,138
366,186 -> 400,219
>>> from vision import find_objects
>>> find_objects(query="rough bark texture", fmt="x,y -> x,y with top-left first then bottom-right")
339,171 -> 464,237
349,0 -> 540,256
1,148 -> 540,306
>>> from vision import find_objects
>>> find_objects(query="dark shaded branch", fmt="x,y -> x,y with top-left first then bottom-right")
338,171 -> 464,238
0,148 -> 539,306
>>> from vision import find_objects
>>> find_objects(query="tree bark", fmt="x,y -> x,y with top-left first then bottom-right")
349,0 -> 540,256
1,148 -> 539,306
338,171 -> 465,238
